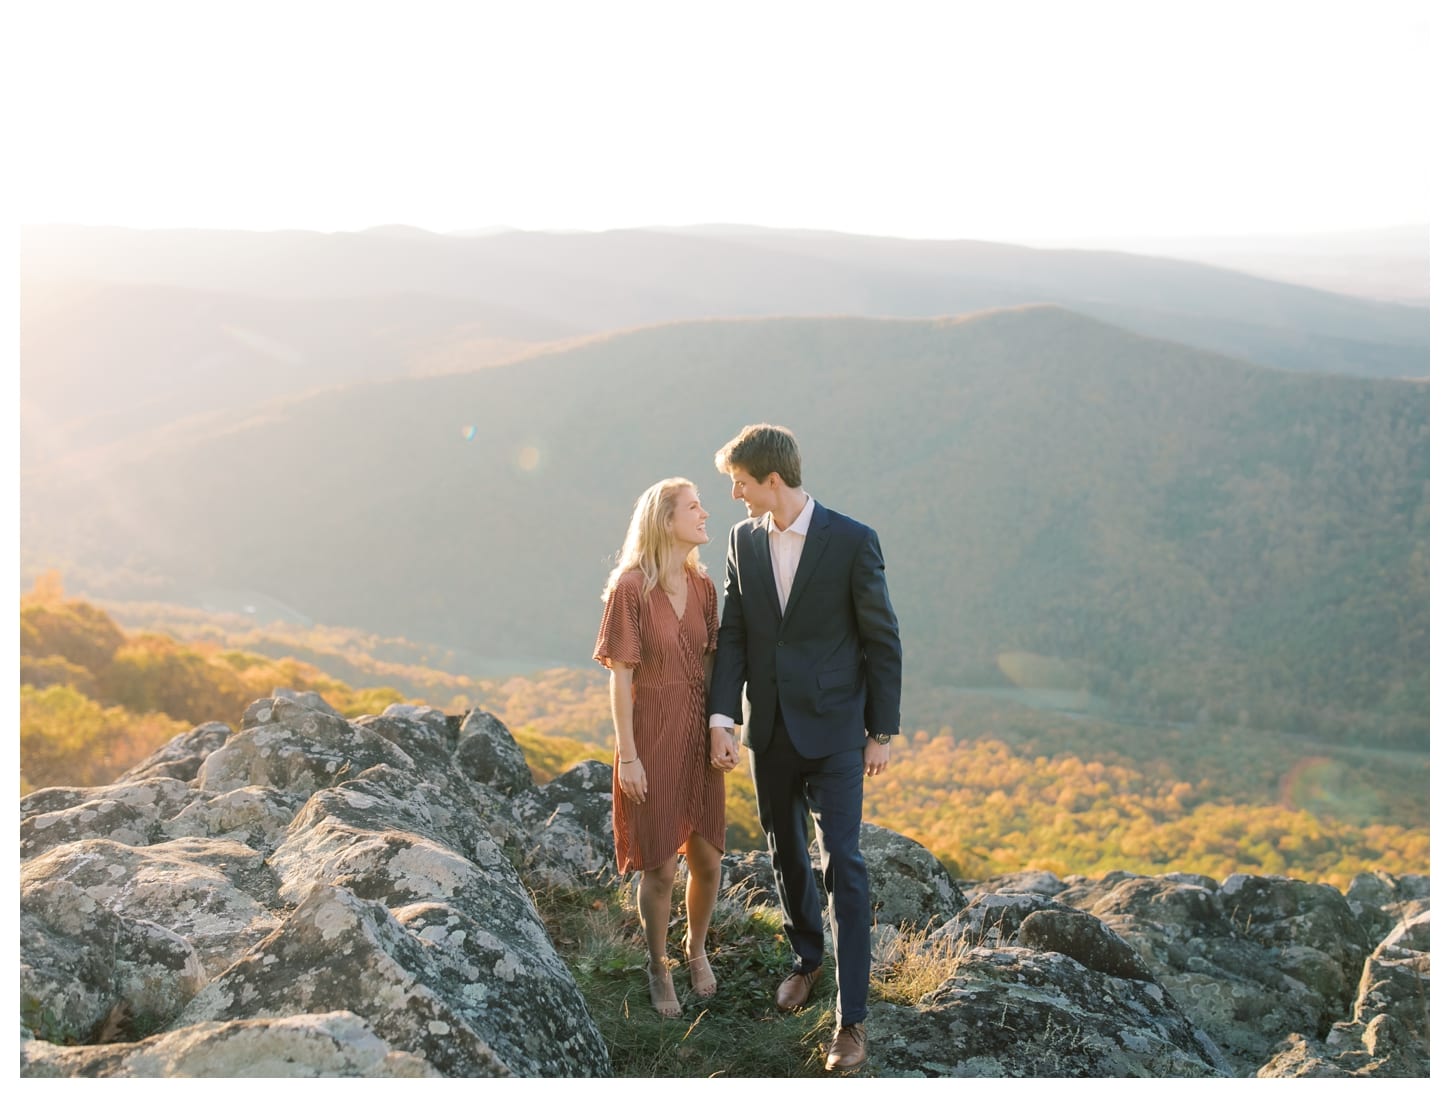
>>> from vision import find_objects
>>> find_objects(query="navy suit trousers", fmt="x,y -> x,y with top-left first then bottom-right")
751,709 -> 871,1026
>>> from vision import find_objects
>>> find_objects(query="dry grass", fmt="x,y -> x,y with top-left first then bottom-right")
869,921 -> 975,1004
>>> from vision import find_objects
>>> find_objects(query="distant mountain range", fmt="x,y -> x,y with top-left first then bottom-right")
1018,225 -> 1429,305
19,277 -> 583,469
22,304 -> 1428,743
21,227 -> 1427,434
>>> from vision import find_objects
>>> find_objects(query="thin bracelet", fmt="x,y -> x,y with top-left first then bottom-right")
618,756 -> 638,764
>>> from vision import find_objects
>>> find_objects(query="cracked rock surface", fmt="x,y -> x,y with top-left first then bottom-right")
20,694 -> 611,1077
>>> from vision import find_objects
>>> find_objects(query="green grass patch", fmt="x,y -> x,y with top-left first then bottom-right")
534,875 -> 907,1077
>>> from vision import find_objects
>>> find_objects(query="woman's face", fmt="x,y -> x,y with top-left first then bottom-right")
668,486 -> 710,549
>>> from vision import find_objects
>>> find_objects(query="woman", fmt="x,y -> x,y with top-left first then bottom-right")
594,477 -> 739,1017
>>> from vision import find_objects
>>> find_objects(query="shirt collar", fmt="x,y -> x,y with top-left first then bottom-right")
766,494 -> 814,537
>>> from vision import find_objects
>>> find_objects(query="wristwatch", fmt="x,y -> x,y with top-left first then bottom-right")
869,732 -> 892,746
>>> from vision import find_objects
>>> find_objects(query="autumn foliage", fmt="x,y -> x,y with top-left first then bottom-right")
863,729 -> 1428,891
18,577 -> 1427,889
18,574 -> 407,793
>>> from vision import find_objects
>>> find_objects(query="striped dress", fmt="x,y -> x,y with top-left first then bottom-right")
594,568 -> 726,873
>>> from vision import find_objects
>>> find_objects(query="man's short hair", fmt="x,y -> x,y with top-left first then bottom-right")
714,424 -> 802,488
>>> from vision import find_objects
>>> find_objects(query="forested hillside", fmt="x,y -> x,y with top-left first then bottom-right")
21,587 -> 1427,889
24,308 -> 1428,745
19,575 -> 408,792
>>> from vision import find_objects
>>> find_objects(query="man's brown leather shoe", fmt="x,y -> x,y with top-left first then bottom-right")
825,1022 -> 867,1072
774,967 -> 822,1012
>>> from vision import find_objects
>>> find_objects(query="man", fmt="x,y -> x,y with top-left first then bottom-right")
706,423 -> 902,1074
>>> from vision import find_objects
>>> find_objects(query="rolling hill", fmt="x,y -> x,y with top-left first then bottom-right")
21,306 -> 1428,742
19,279 -> 583,469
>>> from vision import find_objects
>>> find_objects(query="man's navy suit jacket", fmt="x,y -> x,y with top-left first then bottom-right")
707,502 -> 902,758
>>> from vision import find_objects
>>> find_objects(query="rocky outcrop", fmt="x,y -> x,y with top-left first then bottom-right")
21,1011 -> 438,1077
20,695 -> 611,1078
872,942 -> 1232,1077
513,759 -> 617,887
934,890 -> 1081,950
859,822 -> 965,928
957,867 -> 1430,1077
453,708 -> 534,795
1017,907 -> 1156,982
21,777 -> 201,860
23,836 -> 282,979
1256,906 -> 1431,1083
1343,870 -> 1430,943
19,692 -> 1429,1078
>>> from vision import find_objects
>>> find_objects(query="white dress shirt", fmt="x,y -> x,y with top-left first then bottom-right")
766,494 -> 815,614
709,496 -> 814,731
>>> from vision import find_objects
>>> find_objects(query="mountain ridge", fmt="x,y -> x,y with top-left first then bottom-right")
22,305 -> 1428,739
22,223 -> 1427,380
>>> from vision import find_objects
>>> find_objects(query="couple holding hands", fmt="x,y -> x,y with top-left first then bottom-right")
593,423 -> 902,1073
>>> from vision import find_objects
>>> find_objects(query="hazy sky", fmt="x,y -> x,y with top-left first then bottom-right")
9,0 -> 1436,240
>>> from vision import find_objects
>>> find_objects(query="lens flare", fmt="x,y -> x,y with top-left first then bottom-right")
461,425 -> 477,441
516,445 -> 540,471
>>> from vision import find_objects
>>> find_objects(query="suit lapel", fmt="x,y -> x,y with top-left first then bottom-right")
748,517 -> 781,623
781,504 -> 832,628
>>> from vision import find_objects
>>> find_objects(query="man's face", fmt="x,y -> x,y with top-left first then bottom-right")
727,467 -> 775,519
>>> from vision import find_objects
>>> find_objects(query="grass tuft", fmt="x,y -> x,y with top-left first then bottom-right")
869,921 -> 974,1005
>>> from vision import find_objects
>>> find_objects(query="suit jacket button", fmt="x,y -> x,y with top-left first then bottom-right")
777,640 -> 785,647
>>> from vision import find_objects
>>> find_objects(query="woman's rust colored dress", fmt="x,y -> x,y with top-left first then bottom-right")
594,569 -> 726,873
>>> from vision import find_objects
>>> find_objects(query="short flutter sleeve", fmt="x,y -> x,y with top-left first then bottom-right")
594,572 -> 643,669
703,574 -> 719,653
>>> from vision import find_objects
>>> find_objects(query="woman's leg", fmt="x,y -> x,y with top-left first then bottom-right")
639,860 -> 680,1015
683,833 -> 723,996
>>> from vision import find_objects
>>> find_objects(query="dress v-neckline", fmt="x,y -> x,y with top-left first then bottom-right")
659,576 -> 689,624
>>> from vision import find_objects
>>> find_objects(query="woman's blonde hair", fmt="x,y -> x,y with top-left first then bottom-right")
602,477 -> 707,601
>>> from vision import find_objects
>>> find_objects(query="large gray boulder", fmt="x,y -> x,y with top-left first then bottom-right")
21,887 -> 205,1046
869,944 -> 1232,1077
454,708 -> 534,795
513,760 -> 617,887
859,822 -> 965,929
19,693 -> 612,1078
21,837 -> 282,979
20,777 -> 200,859
934,891 -> 1082,950
159,785 -> 301,852
1217,874 -> 1372,984
1263,912 -> 1431,1085
117,722 -> 232,783
1343,871 -> 1431,943
1328,910 -> 1432,1069
243,689 -> 346,723
356,702 -> 459,776
1028,868 -> 1427,1077
199,696 -> 416,797
719,849 -> 777,902
1018,907 -> 1156,982
1260,1008 -> 1425,1079
20,1012 -> 437,1078
173,884 -> 592,1077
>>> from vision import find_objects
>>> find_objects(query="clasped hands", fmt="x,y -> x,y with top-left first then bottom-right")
710,726 -> 740,771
